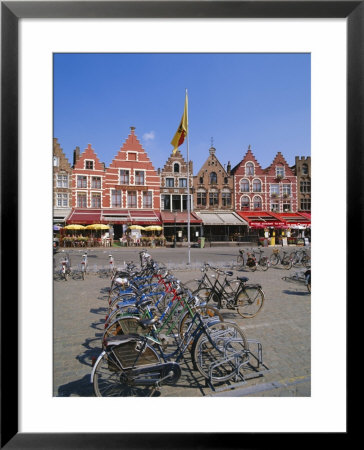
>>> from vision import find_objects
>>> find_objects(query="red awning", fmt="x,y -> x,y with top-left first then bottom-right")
160,211 -> 202,224
129,210 -> 161,225
66,209 -> 103,224
236,211 -> 286,228
271,212 -> 311,228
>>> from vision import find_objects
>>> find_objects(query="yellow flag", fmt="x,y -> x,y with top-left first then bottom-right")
171,92 -> 188,154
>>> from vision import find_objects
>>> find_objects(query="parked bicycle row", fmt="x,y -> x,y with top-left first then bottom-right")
236,247 -> 311,271
91,249 -> 269,397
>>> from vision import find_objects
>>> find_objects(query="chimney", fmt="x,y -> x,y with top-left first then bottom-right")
227,161 -> 231,175
73,146 -> 80,167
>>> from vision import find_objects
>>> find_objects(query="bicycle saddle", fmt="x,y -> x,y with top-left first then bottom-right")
237,276 -> 249,283
224,271 -> 234,277
140,317 -> 159,328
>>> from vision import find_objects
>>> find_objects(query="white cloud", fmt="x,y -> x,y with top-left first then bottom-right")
143,131 -> 155,141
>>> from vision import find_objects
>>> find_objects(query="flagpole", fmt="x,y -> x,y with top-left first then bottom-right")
186,88 -> 191,265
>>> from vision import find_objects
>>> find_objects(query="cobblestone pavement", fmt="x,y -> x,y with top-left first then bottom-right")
53,246 -> 310,397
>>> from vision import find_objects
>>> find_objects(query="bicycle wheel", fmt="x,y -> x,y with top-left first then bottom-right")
302,254 -> 311,268
93,344 -> 160,397
193,287 -> 219,306
192,321 -> 249,383
260,257 -> 269,271
282,255 -> 292,270
178,306 -> 223,348
236,286 -> 265,318
269,253 -> 279,266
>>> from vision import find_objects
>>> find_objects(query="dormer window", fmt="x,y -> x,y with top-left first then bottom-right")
210,172 -> 217,184
245,162 -> 254,176
85,160 -> 94,170
276,166 -> 284,178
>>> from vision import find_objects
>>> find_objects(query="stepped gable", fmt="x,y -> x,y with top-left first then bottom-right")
73,143 -> 105,171
161,148 -> 184,171
53,138 -> 71,167
197,146 -> 229,177
264,152 -> 295,177
108,127 -> 156,172
231,146 -> 264,175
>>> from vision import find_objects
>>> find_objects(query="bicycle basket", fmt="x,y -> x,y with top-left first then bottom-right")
273,248 -> 279,254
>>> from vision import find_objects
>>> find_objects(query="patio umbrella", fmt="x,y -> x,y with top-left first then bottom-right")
128,225 -> 145,230
64,224 -> 86,230
85,224 -> 109,230
144,225 -> 163,231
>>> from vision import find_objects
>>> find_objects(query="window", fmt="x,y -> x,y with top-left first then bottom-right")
222,192 -> 231,207
245,162 -> 254,176
224,177 -> 228,184
300,198 -> 311,211
57,174 -> 68,188
282,184 -> 291,197
57,193 -> 68,207
199,176 -> 203,184
282,201 -> 291,212
179,178 -> 187,188
134,171 -> 144,185
270,184 -> 279,196
253,196 -> 262,210
241,196 -> 250,210
91,193 -> 101,208
119,170 -> 129,185
276,166 -> 285,178
173,163 -> 180,173
128,191 -> 137,208
77,192 -> 87,208
172,195 -> 181,211
240,179 -> 249,192
182,195 -> 190,211
91,177 -> 101,189
209,172 -> 217,184
53,156 -> 59,166
85,160 -> 94,170
209,191 -> 218,206
143,191 -> 152,208
302,163 -> 308,175
300,181 -> 311,193
271,200 -> 279,212
162,194 -> 171,210
165,178 -> 174,187
111,190 -> 121,208
77,175 -> 87,188
197,192 -> 206,206
253,179 -> 261,192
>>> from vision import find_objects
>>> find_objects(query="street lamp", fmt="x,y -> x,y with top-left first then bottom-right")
173,211 -> 177,248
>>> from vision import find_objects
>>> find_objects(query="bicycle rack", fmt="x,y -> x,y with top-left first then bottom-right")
204,338 -> 270,393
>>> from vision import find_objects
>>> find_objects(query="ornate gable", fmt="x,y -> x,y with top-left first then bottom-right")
73,144 -> 105,171
265,152 -> 294,177
231,146 -> 264,175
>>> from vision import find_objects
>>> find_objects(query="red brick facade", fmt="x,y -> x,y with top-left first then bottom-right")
103,127 -> 160,211
71,144 -> 105,209
232,147 -> 298,213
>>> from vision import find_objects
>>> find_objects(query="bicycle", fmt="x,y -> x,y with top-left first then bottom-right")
269,248 -> 292,270
290,248 -> 311,268
282,269 -> 311,293
60,251 -> 71,280
81,252 -> 88,280
193,267 -> 265,318
92,300 -> 248,396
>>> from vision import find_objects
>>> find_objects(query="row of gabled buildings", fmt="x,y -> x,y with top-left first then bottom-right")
53,126 -> 311,242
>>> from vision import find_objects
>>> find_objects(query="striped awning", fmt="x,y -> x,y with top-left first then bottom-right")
195,212 -> 248,226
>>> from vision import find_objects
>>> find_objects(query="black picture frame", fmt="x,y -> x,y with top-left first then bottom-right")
1,1 -> 357,448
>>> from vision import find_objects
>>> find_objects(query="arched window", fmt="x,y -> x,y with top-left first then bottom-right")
253,196 -> 262,210
210,172 -> 217,184
241,196 -> 250,210
173,163 -> 180,173
240,179 -> 249,192
253,179 -> 261,192
302,163 -> 308,175
245,162 -> 254,176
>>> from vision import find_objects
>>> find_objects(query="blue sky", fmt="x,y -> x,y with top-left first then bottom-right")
54,53 -> 310,172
